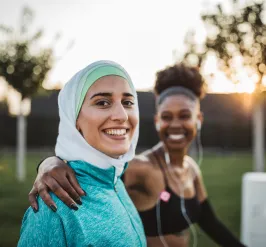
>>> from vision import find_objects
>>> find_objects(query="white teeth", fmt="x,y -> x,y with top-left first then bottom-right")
169,134 -> 185,140
105,129 -> 127,136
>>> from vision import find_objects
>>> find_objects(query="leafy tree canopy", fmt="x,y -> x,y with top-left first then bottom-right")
0,7 -> 54,99
181,0 -> 266,92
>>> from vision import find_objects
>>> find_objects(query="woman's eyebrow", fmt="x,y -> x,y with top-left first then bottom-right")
90,92 -> 134,99
123,93 -> 134,98
90,92 -> 112,99
179,108 -> 191,112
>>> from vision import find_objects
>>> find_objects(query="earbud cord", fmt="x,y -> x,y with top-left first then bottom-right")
196,126 -> 203,167
165,150 -> 198,247
156,127 -> 203,247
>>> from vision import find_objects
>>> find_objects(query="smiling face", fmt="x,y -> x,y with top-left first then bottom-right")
155,94 -> 202,152
76,75 -> 138,158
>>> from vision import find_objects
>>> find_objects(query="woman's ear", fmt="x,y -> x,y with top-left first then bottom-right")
197,112 -> 204,130
154,115 -> 160,131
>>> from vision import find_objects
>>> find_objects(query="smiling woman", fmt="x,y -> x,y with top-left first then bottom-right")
76,76 -> 138,158
18,60 -> 146,247
155,94 -> 201,153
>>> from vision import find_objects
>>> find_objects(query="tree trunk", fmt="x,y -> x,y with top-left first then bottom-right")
252,93 -> 265,172
16,100 -> 27,181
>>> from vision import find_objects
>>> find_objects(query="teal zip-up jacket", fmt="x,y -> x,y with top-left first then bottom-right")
18,161 -> 146,247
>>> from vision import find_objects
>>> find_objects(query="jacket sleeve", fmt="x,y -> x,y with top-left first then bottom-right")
18,206 -> 67,247
197,199 -> 247,247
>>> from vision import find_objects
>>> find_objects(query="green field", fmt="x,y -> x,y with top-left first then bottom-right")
0,151 -> 254,247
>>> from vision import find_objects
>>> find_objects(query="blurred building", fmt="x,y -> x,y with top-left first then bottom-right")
0,91 -> 265,150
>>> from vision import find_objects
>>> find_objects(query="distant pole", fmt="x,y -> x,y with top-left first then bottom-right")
16,101 -> 26,181
252,94 -> 265,172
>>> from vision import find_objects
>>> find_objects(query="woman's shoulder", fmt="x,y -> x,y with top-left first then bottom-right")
37,193 -> 74,217
125,144 -> 163,185
127,155 -> 154,178
184,155 -> 202,178
131,143 -> 162,167
129,153 -> 158,175
19,197 -> 67,246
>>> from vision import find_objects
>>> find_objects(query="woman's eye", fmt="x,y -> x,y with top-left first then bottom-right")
180,114 -> 191,119
161,115 -> 172,121
123,101 -> 134,107
96,100 -> 110,106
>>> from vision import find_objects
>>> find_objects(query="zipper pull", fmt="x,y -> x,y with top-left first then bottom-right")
114,186 -> 117,193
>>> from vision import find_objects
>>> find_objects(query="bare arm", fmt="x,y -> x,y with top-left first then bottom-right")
189,158 -> 208,203
188,157 -> 246,246
29,156 -> 85,212
124,156 -> 161,211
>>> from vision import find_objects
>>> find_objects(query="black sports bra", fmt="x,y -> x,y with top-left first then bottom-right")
138,152 -> 201,236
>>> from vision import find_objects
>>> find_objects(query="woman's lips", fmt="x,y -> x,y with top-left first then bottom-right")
168,134 -> 186,141
104,128 -> 127,136
102,128 -> 129,140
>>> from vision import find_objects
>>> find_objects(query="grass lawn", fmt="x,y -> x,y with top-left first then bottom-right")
0,151 -> 254,247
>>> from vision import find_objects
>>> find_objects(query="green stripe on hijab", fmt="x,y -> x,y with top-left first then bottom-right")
76,64 -> 134,118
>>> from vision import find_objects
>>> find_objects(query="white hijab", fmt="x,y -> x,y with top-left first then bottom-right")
55,60 -> 139,180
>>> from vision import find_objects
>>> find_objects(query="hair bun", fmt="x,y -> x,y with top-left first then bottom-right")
154,63 -> 206,99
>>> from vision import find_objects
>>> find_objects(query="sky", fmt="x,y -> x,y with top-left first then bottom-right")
0,0 -> 218,89
0,0 -> 259,114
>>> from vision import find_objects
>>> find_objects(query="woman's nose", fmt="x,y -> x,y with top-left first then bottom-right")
110,102 -> 128,123
170,118 -> 182,128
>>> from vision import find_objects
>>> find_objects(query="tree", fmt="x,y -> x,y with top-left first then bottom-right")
0,7 -> 54,181
178,0 -> 266,171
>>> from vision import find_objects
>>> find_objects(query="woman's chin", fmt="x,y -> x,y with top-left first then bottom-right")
104,147 -> 130,159
165,139 -> 189,152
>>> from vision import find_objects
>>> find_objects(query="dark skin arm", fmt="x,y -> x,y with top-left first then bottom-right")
29,156 -> 152,212
189,157 -> 246,247
29,157 -> 85,212
123,156 -> 163,211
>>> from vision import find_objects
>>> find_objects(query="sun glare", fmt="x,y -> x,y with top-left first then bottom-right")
207,72 -> 256,94
202,55 -> 257,94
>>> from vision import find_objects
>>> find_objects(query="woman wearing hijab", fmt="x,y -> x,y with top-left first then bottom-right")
18,60 -> 146,247
27,64 -> 245,247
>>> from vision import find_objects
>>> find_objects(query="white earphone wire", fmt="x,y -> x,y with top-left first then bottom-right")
164,151 -> 198,247
156,127 -> 204,247
154,118 -> 203,247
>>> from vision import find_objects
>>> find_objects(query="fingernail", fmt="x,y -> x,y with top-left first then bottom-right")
70,203 -> 79,211
83,190 -> 87,196
32,207 -> 38,213
76,198 -> 82,205
50,205 -> 57,212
